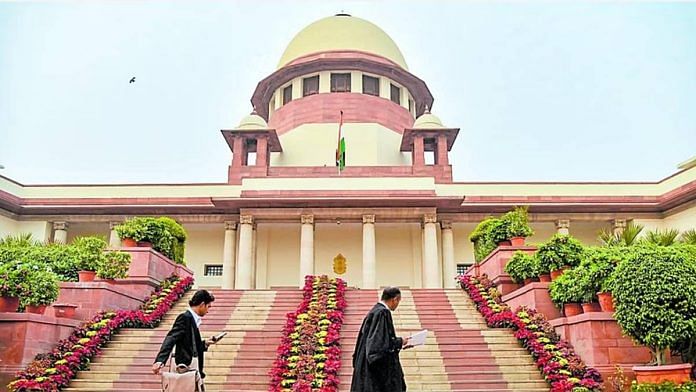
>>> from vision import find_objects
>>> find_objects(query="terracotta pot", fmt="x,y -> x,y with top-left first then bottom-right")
523,278 -> 534,285
122,238 -> 137,247
510,237 -> 526,246
550,266 -> 571,281
137,241 -> 152,248
497,240 -> 512,246
78,270 -> 96,282
53,303 -> 78,318
26,304 -> 47,315
563,302 -> 583,317
539,274 -> 552,282
581,302 -> 601,313
633,363 -> 692,384
597,292 -> 615,312
0,296 -> 19,312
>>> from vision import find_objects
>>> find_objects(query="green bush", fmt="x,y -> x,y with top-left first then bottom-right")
21,270 -> 60,307
612,244 -> 696,365
115,217 -> 186,263
0,263 -> 25,297
580,247 -> 627,294
548,267 -> 585,306
157,217 -> 187,264
470,217 -> 502,262
537,234 -> 585,272
500,206 -> 534,238
631,381 -> 696,392
72,236 -> 107,271
504,251 -> 540,283
96,251 -> 131,279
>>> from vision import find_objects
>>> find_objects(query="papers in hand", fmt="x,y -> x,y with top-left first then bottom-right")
407,329 -> 428,347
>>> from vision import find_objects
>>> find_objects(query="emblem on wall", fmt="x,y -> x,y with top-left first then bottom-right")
333,253 -> 347,275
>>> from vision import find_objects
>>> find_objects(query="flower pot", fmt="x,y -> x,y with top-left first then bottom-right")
137,241 -> 152,248
597,292 -> 615,312
26,304 -> 47,315
0,296 -> 19,312
581,302 -> 601,313
550,266 -> 571,281
539,274 -> 551,283
510,237 -> 526,246
563,302 -> 583,317
633,363 -> 693,384
523,278 -> 534,285
53,303 -> 78,318
122,238 -> 137,247
78,270 -> 96,282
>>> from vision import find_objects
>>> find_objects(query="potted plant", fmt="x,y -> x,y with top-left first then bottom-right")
613,245 -> 696,383
96,251 -> 131,282
0,263 -> 24,312
504,251 -> 539,285
158,217 -> 188,264
469,217 -> 502,262
114,218 -> 145,247
22,270 -> 60,314
586,247 -> 625,312
549,268 -> 584,317
537,234 -> 585,280
71,236 -> 107,282
501,206 -> 534,246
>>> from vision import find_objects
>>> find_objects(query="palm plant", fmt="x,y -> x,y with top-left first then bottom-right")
642,228 -> 680,246
679,229 -> 696,245
597,222 -> 644,247
0,233 -> 38,247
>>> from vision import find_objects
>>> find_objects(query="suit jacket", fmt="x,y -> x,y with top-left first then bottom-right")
154,311 -> 208,378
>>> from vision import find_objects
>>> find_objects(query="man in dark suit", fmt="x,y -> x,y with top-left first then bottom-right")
350,286 -> 411,392
152,289 -> 217,380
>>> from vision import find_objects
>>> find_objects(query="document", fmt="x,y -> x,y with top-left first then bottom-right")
407,329 -> 428,347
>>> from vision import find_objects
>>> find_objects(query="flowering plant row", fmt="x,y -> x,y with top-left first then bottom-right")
7,274 -> 194,391
458,274 -> 603,392
269,275 -> 347,392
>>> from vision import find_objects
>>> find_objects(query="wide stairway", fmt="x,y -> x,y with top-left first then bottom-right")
339,289 -> 548,392
64,288 -> 303,392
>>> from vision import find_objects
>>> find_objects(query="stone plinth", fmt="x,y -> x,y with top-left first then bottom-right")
0,313 -> 81,387
502,282 -> 561,320
123,247 -> 193,285
476,245 -> 537,295
52,281 -> 147,321
550,312 -> 652,382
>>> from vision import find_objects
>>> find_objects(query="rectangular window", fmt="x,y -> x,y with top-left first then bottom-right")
282,85 -> 293,105
331,73 -> 351,92
390,84 -> 401,104
408,99 -> 414,115
204,265 -> 223,277
456,264 -> 469,275
362,75 -> 379,96
303,75 -> 319,96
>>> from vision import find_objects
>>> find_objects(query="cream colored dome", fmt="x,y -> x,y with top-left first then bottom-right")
413,111 -> 446,129
277,14 -> 408,70
235,112 -> 268,130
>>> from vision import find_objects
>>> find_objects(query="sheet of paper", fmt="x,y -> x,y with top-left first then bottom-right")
408,329 -> 428,347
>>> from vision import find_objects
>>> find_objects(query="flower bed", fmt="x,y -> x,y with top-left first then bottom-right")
7,274 -> 194,391
269,275 -> 347,392
458,274 -> 603,392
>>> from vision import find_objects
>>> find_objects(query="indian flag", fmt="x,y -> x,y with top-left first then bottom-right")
335,111 -> 346,173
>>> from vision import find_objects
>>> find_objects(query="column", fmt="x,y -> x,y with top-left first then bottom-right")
556,219 -> 570,236
53,222 -> 68,244
256,136 -> 268,167
299,214 -> 315,287
236,215 -> 254,289
441,221 -> 456,288
436,134 -> 449,166
231,137 -> 246,168
109,221 -> 121,248
412,135 -> 425,167
362,214 -> 376,289
612,219 -> 627,236
222,221 -> 237,289
422,213 -> 441,288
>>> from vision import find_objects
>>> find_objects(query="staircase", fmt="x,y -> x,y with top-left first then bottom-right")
339,288 -> 548,392
64,288 -> 302,392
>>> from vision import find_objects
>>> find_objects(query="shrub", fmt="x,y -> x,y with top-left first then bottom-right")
96,251 -> 131,279
157,217 -> 187,264
500,206 -> 534,238
71,236 -> 107,272
581,247 -> 627,294
548,267 -> 585,306
21,270 -> 60,307
643,229 -> 681,247
681,229 -> 696,245
115,217 -> 185,263
598,222 -> 644,247
504,251 -> 540,283
0,262 -> 25,297
631,381 -> 696,392
470,217 -> 502,262
537,234 -> 585,272
612,244 -> 696,365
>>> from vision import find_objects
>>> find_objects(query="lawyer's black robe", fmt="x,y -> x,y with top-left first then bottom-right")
350,303 -> 406,392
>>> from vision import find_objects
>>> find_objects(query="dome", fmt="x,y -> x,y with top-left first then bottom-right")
277,14 -> 408,70
413,110 -> 446,129
235,111 -> 268,130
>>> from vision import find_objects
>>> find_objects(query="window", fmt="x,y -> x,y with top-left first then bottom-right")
204,265 -> 223,276
408,99 -> 414,115
331,73 -> 351,92
390,84 -> 401,104
282,85 -> 292,105
303,75 -> 319,96
362,75 -> 379,96
456,264 -> 469,275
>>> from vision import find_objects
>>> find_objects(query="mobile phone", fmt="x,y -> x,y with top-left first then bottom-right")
212,332 -> 227,342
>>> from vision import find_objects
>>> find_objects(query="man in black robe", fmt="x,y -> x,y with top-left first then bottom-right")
350,286 -> 411,392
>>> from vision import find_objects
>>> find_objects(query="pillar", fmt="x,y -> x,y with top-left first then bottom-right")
441,221 -> 456,288
256,136 -> 268,167
362,214 -> 376,289
612,219 -> 627,236
436,134 -> 449,166
53,222 -> 68,244
222,221 -> 237,289
556,219 -> 570,236
412,135 -> 425,167
236,215 -> 254,289
422,213 -> 441,288
299,214 -> 315,287
109,221 -> 121,248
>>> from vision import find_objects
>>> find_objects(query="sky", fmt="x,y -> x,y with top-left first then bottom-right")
0,1 -> 695,185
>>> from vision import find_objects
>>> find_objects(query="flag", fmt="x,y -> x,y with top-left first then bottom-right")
335,110 -> 345,173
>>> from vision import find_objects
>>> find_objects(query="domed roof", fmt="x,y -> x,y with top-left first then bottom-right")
235,111 -> 268,130
413,110 -> 446,129
277,14 -> 408,70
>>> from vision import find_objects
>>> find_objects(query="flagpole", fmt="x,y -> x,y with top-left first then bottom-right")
337,110 -> 343,176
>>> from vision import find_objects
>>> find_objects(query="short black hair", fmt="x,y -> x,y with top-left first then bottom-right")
189,290 -> 215,306
381,286 -> 401,301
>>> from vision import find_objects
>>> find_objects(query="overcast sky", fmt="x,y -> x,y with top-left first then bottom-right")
1,1 -> 695,185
